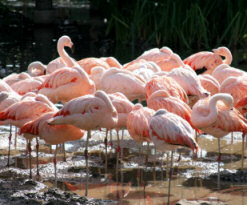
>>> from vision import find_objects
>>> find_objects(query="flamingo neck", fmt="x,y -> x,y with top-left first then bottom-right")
222,48 -> 232,65
57,41 -> 74,67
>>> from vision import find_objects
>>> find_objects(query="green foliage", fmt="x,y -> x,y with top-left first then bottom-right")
92,0 -> 247,50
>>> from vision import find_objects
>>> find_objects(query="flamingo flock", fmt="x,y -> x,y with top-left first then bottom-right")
1,35 -> 247,203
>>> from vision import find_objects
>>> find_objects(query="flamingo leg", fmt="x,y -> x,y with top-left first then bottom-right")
153,147 -> 157,183
166,152 -> 169,179
36,137 -> 40,178
145,142 -> 150,167
104,129 -> 108,178
167,151 -> 174,205
120,129 -> 124,184
54,145 -> 58,187
110,130 -> 113,158
217,138 -> 221,190
14,127 -> 17,149
28,140 -> 32,179
85,130 -> 90,197
242,133 -> 245,169
63,143 -> 66,162
116,130 -> 120,184
7,124 -> 12,168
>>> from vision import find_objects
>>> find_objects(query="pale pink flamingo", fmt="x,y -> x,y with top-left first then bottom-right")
20,111 -> 85,184
0,79 -> 17,93
184,46 -> 232,74
147,90 -> 201,133
38,66 -> 95,104
198,74 -> 220,95
27,61 -> 46,77
0,94 -> 57,176
149,108 -> 199,204
220,75 -> 247,106
191,93 -> 247,188
77,57 -> 110,74
212,64 -> 246,84
168,67 -> 209,107
47,90 -> 118,196
127,103 -> 155,164
100,57 -> 122,69
145,76 -> 188,103
11,77 -> 43,95
100,68 -> 146,102
89,66 -> 105,90
46,35 -> 77,74
3,72 -> 31,86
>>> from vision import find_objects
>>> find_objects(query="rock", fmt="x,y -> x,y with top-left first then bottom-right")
176,199 -> 227,205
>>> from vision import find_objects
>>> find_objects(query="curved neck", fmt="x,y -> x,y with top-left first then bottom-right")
222,48 -> 232,65
28,61 -> 46,76
96,91 -> 116,113
192,94 -> 232,128
57,40 -> 74,67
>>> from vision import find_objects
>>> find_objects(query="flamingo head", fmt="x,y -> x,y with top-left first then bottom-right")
60,35 -> 74,49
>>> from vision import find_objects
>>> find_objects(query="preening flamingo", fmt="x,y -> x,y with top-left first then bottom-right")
39,66 -> 95,104
20,111 -> 85,183
212,64 -> 246,84
191,93 -> 247,188
184,46 -> 232,74
47,90 -> 118,196
198,74 -> 220,95
149,108 -> 199,204
28,61 -> 46,77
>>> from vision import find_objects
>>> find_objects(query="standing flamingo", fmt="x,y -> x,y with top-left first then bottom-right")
47,90 -> 118,196
38,66 -> 95,104
0,94 -> 57,177
149,109 -> 199,204
20,111 -> 85,184
184,47 -> 232,74
191,93 -> 247,188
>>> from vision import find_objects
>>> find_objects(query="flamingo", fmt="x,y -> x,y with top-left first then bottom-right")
198,74 -> 220,95
100,68 -> 146,102
145,75 -> 188,103
47,90 -> 118,196
20,111 -> 85,184
191,93 -> 247,188
220,75 -> 247,106
183,46 -> 232,74
147,90 -> 200,133
212,64 -> 246,84
0,93 -> 57,177
27,61 -> 46,77
149,108 -> 199,204
0,79 -> 16,93
38,66 -> 95,104
46,35 -> 77,74
89,66 -> 105,90
3,72 -> 31,86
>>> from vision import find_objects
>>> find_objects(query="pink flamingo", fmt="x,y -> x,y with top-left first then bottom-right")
220,75 -> 247,106
100,68 -> 146,102
3,72 -> 31,86
47,90 -> 118,196
20,111 -> 85,184
184,47 -> 232,74
212,64 -> 246,84
0,94 -> 57,175
127,103 -> 155,159
235,97 -> 247,116
147,90 -> 200,133
0,79 -> 17,93
149,108 -> 199,204
11,77 -> 43,95
145,76 -> 188,103
191,93 -> 247,188
27,61 -> 46,77
198,74 -> 220,95
38,67 -> 95,104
